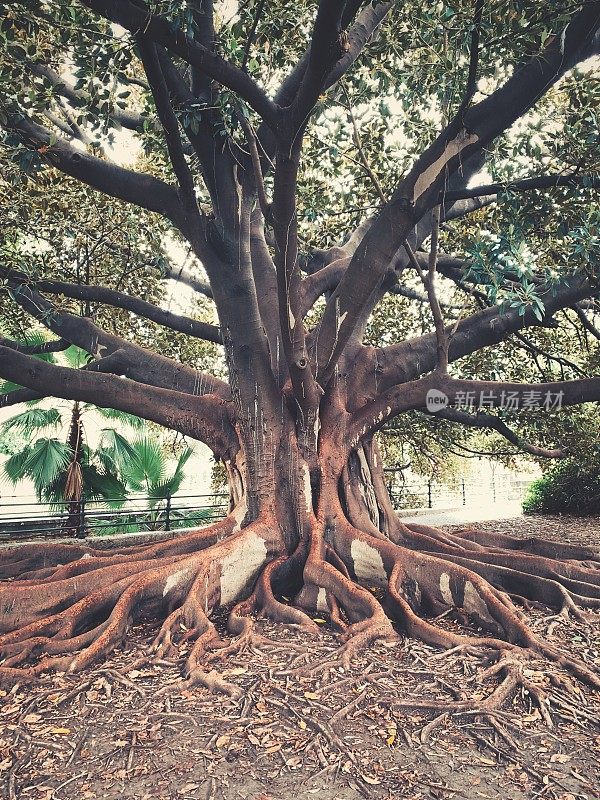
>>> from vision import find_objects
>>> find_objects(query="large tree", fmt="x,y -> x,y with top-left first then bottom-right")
1,0 -> 600,703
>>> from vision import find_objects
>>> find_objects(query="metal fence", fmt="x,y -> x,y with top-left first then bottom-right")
0,493 -> 229,541
0,475 -> 530,542
387,475 -> 530,511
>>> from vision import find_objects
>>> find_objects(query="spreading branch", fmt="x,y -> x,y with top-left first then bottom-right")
4,282 -> 230,399
444,173 -> 600,202
27,62 -> 145,131
137,39 -> 201,222
351,372 -> 600,446
80,0 -> 279,129
314,3 -> 600,386
459,0 -> 484,111
7,115 -> 186,230
369,272 -> 596,397
2,270 -> 222,344
0,346 -> 237,458
433,406 -> 567,459
0,336 -> 70,355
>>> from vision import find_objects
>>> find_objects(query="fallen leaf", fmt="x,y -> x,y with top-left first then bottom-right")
361,774 -> 381,785
386,723 -> 397,745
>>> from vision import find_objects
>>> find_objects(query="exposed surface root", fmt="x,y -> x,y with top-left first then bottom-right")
0,518 -> 281,690
1,509 -> 599,715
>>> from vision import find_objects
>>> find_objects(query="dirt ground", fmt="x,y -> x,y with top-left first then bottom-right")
1,515 -> 599,800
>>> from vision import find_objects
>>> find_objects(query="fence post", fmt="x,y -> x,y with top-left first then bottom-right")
77,497 -> 86,539
427,480 -> 432,509
461,477 -> 466,506
165,492 -> 172,531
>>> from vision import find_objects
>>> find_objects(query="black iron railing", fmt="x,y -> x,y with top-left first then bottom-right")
387,476 -> 529,511
0,476 -> 529,542
0,492 -> 229,541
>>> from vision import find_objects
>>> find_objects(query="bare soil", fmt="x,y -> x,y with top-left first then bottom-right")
1,515 -> 599,800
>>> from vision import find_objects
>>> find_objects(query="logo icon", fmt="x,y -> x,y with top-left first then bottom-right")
426,389 -> 449,413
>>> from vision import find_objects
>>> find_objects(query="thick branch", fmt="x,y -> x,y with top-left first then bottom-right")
0,347 -> 237,458
351,371 -> 600,445
7,115 -> 185,229
0,387 -> 43,409
444,173 -> 600,202
0,336 -> 70,355
80,0 -> 278,129
137,39 -> 200,221
371,273 -> 595,397
12,275 -> 222,344
161,262 -> 213,298
257,1 -> 393,165
4,282 -> 230,399
288,0 -> 346,128
575,304 -> 600,340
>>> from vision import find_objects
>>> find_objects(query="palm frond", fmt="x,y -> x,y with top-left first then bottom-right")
93,408 -> 146,429
80,464 -> 128,507
125,437 -> 166,490
147,447 -> 193,507
1,408 -> 61,437
3,447 -> 33,485
22,439 -> 72,497
98,429 -> 141,475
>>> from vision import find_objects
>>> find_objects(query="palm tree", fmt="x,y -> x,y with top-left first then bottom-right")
123,437 -> 195,529
1,335 -> 194,534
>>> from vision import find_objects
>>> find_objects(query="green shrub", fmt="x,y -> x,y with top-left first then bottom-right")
523,454 -> 600,515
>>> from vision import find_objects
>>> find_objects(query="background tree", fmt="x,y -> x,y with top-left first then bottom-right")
1,1 -> 600,706
1,336 -> 197,534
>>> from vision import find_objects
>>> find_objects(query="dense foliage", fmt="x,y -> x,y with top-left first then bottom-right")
523,451 -> 600,515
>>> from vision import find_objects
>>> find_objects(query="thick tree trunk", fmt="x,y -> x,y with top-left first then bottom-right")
1,406 -> 600,707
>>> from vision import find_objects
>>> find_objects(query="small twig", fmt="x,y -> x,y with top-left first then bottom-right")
52,772 -> 87,799
7,754 -> 27,800
66,725 -> 90,766
126,732 -> 137,771
329,688 -> 368,728
241,0 -> 266,72
458,0 -> 485,114
238,112 -> 270,219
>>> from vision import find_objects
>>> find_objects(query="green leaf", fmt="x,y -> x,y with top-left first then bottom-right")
21,438 -> 72,496
124,437 -> 166,490
1,407 -> 61,436
93,408 -> 145,429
